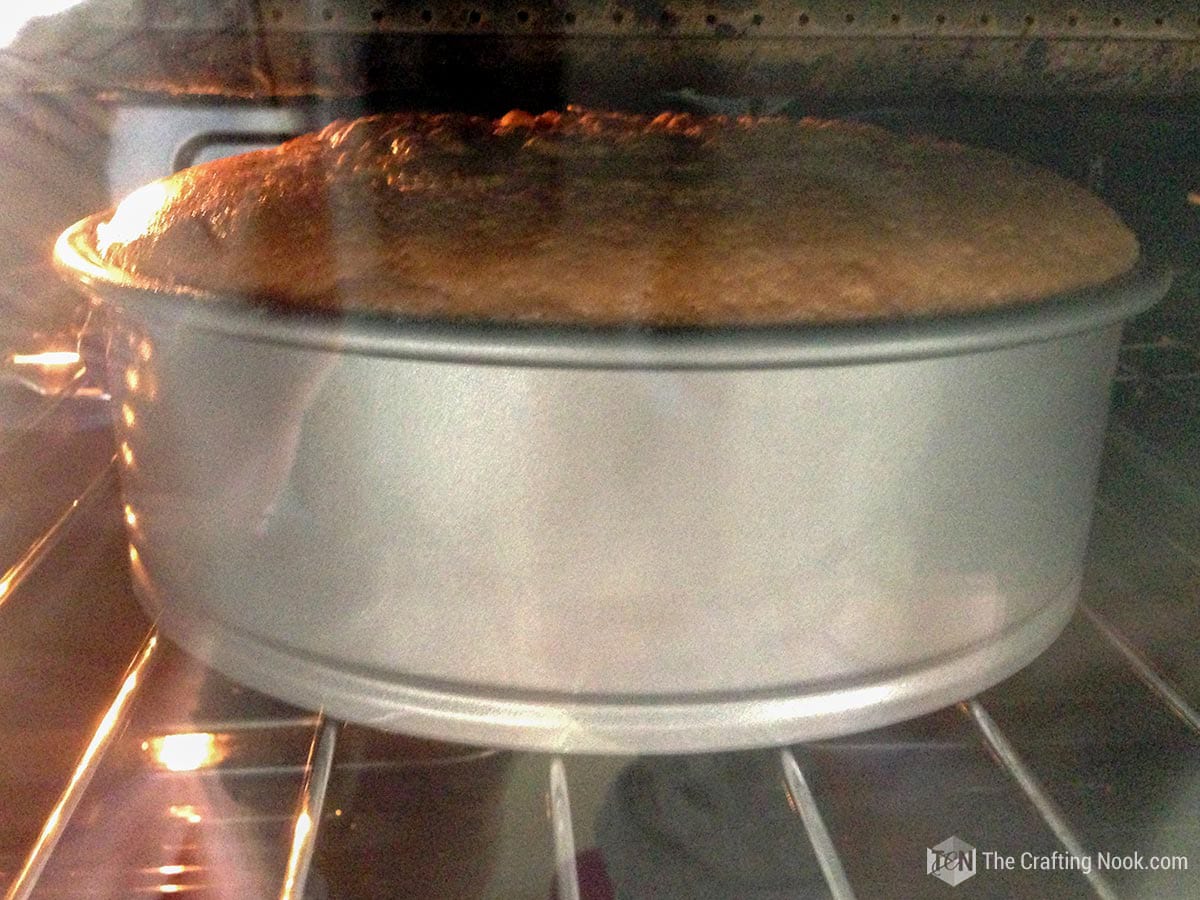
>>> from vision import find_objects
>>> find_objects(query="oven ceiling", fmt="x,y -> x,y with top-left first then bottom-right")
2,0 -> 1199,103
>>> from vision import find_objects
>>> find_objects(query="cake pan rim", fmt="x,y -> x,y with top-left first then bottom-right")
55,214 -> 1169,370
148,574 -> 1079,754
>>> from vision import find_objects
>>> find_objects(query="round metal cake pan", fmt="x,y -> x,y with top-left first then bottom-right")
56,217 -> 1169,753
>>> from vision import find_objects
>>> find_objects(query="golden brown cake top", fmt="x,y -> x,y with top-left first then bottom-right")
92,107 -> 1139,326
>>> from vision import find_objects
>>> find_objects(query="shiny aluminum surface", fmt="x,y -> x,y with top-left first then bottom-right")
56,223 -> 1168,752
3,305 -> 1199,897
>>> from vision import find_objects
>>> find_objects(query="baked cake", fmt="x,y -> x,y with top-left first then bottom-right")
91,107 -> 1139,325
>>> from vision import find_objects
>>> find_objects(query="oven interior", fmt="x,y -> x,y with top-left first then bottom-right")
1,2 -> 1199,897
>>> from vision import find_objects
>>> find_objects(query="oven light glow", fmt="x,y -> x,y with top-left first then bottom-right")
147,732 -> 225,772
128,545 -> 140,565
121,403 -> 136,427
96,181 -> 173,255
157,885 -> 183,894
124,505 -> 138,528
120,442 -> 135,467
11,350 -> 80,367
0,1 -> 88,49
125,368 -> 140,391
168,805 -> 203,824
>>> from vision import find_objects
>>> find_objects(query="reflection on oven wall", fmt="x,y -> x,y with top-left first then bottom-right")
0,91 -> 112,570
106,106 -> 308,198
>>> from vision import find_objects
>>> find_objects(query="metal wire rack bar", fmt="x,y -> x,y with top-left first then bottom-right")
1080,603 -> 1200,736
0,454 -> 116,611
779,748 -> 857,900
150,715 -> 323,734
279,715 -> 338,900
154,748 -> 506,781
965,699 -> 1119,900
3,627 -> 160,900
549,758 -> 581,900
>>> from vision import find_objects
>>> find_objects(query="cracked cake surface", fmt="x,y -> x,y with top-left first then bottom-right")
92,107 -> 1139,326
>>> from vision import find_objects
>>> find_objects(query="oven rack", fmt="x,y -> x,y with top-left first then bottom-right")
0,293 -> 1197,899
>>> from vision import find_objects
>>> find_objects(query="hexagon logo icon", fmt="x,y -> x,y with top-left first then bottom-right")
927,836 -> 977,886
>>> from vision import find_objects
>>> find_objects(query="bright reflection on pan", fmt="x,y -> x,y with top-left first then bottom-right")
143,732 -> 226,772
96,181 -> 172,255
759,684 -> 899,722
